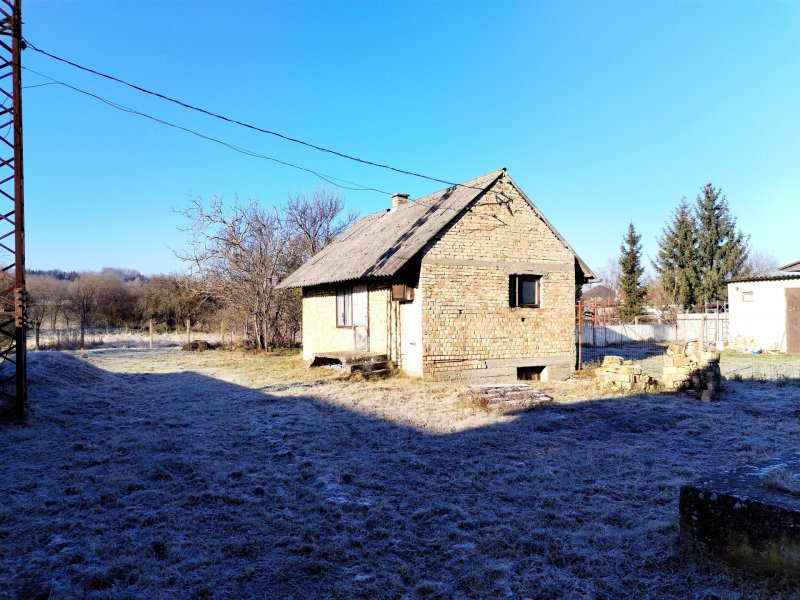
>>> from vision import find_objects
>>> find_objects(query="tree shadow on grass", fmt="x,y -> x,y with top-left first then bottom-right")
1,352 -> 797,599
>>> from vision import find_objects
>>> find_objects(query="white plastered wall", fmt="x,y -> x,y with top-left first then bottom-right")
728,280 -> 800,352
400,286 -> 424,376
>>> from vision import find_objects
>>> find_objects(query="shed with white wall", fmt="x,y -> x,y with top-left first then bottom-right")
727,275 -> 800,354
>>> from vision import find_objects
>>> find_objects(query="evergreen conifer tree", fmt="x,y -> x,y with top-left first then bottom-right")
693,183 -> 749,302
618,222 -> 646,321
652,199 -> 699,309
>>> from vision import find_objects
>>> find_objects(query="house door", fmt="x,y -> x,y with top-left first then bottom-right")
352,284 -> 369,352
787,288 -> 800,355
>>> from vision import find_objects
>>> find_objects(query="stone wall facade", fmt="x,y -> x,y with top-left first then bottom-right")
301,175 -> 582,380
418,176 -> 578,381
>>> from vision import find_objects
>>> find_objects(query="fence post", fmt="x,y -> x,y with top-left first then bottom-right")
701,315 -> 707,349
577,301 -> 583,369
220,321 -> 225,346
186,319 -> 190,343
149,319 -> 153,350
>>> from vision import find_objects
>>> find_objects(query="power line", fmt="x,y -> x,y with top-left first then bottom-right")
24,39 -> 479,190
22,67 -> 392,195
21,81 -> 59,89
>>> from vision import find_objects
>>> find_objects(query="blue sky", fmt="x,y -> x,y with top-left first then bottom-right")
21,0 -> 800,276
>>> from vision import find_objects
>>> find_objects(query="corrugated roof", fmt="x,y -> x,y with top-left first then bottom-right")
779,260 -> 800,273
278,169 -> 595,288
728,274 -> 800,283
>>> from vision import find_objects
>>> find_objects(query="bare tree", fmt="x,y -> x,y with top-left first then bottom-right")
140,274 -> 212,330
27,276 -> 48,350
740,249 -> 781,278
27,275 -> 69,349
284,187 -> 358,258
177,195 -> 294,349
67,275 -> 100,349
177,188 -> 356,349
46,278 -> 69,335
594,258 -> 621,297
93,274 -> 144,328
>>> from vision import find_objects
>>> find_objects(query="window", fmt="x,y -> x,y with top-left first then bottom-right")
336,286 -> 353,327
741,291 -> 754,302
510,275 -> 541,308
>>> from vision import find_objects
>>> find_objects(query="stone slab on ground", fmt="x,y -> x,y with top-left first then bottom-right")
466,384 -> 553,413
679,458 -> 800,576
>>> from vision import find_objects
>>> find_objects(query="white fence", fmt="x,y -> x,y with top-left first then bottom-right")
580,323 -> 677,347
676,313 -> 728,346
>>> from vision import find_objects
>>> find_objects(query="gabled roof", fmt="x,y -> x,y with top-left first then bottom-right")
780,260 -> 800,273
278,169 -> 594,289
582,284 -> 615,300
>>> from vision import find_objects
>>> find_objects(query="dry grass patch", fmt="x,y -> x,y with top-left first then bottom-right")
2,348 -> 797,598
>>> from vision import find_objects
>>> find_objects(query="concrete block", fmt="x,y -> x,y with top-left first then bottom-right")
667,345 -> 685,357
680,460 -> 800,576
603,355 -> 624,366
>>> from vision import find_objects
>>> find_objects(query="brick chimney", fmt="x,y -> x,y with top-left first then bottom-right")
391,193 -> 410,209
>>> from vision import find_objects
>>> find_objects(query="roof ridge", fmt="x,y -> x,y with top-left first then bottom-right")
389,168 -> 505,209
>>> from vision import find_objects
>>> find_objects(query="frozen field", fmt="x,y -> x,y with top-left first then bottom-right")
1,348 -> 799,598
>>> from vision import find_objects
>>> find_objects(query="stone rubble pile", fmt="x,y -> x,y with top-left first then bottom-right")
662,344 -> 722,401
595,356 -> 658,391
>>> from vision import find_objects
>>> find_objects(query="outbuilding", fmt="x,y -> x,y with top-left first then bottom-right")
727,260 -> 800,354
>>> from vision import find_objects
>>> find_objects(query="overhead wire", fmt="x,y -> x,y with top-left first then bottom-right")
23,39 -> 487,192
22,67 -> 393,195
21,81 -> 60,89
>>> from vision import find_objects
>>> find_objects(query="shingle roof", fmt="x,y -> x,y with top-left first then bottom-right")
277,169 -> 594,288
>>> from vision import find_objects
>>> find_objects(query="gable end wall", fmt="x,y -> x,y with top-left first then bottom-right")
419,177 -> 577,380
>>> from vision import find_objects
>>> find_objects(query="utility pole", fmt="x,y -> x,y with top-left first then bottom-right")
0,0 -> 27,419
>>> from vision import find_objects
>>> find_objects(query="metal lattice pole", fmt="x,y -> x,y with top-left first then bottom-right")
0,0 -> 26,419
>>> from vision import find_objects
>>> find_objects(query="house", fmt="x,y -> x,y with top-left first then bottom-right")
277,169 -> 595,381
582,284 -> 615,301
727,260 -> 800,354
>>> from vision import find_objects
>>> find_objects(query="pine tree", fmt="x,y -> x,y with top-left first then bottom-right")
652,199 -> 699,309
693,183 -> 749,303
618,222 -> 646,321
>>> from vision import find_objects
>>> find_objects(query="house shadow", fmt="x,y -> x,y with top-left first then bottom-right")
1,351 -> 797,599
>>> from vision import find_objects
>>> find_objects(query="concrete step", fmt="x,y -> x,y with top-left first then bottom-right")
349,368 -> 393,380
350,360 -> 393,373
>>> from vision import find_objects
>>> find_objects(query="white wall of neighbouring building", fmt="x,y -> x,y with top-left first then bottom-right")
728,278 -> 800,353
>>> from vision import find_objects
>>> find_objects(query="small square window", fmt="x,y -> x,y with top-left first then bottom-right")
510,275 -> 541,308
741,291 -> 754,303
336,286 -> 353,327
